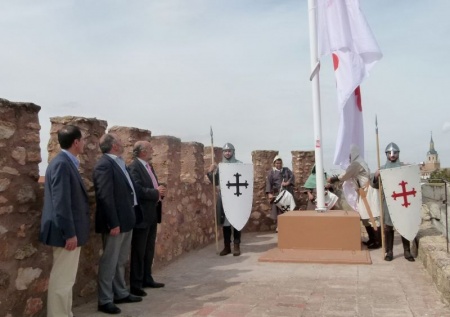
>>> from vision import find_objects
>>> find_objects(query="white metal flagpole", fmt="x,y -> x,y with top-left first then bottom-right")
308,0 -> 326,212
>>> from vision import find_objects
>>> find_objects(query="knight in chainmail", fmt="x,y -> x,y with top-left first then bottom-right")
371,142 -> 415,262
207,143 -> 243,256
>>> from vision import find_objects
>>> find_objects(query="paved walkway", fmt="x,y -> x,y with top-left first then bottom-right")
74,232 -> 450,317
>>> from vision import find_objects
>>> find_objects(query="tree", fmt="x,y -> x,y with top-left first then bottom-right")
429,168 -> 450,183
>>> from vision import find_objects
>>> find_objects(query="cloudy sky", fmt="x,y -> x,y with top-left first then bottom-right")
1,0 -> 449,175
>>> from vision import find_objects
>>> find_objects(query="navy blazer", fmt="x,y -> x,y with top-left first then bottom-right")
93,154 -> 137,234
39,151 -> 90,247
128,159 -> 162,228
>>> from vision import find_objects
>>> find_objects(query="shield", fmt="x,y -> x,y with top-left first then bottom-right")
273,190 -> 295,212
380,164 -> 422,241
219,163 -> 254,231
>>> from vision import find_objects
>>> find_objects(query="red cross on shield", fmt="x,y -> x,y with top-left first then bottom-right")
379,164 -> 422,241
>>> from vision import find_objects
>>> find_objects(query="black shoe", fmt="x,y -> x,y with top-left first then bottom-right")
113,294 -> 143,304
98,302 -> 121,314
143,281 -> 165,288
130,287 -> 147,297
367,241 -> 381,250
404,251 -> 415,262
384,252 -> 393,261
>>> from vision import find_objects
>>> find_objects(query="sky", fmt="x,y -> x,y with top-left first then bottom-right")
0,0 -> 449,176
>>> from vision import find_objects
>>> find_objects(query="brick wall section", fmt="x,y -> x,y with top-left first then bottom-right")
247,150 -> 279,232
108,125 -> 152,165
292,150 -> 315,209
180,142 -> 204,184
0,99 -> 43,317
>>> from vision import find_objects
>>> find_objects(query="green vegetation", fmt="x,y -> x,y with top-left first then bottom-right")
429,168 -> 450,183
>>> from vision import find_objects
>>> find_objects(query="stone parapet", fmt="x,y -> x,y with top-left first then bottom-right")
291,150 -> 315,210
416,221 -> 450,304
108,126 -> 151,165
0,99 -> 43,317
248,150 -> 278,232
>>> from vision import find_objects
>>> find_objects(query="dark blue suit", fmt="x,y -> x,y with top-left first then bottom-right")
40,151 -> 90,247
94,154 -> 139,305
94,155 -> 137,234
128,159 -> 162,288
39,150 -> 90,316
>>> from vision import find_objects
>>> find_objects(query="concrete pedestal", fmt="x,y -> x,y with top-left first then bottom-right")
259,210 -> 371,264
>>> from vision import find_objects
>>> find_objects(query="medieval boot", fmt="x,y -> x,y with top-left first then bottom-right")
220,243 -> 231,256
233,243 -> 241,256
365,226 -> 381,249
220,226 -> 232,256
384,226 -> 394,261
402,236 -> 415,262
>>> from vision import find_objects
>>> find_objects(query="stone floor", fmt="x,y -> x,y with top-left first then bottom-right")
74,232 -> 450,317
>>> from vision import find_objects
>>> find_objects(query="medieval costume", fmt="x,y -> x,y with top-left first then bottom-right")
329,144 -> 381,249
265,156 -> 295,220
207,143 -> 242,256
371,142 -> 415,261
303,165 -> 339,211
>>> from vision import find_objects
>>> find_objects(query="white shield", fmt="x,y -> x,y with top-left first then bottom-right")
219,163 -> 254,231
274,190 -> 295,212
380,164 -> 422,241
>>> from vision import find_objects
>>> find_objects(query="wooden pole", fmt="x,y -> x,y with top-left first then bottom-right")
210,126 -> 219,254
375,116 -> 385,258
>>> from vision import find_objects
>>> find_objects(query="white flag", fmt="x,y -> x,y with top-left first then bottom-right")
318,0 -> 382,167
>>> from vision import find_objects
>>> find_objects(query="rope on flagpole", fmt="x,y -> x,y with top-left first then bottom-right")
375,115 -> 385,259
210,126 -> 219,254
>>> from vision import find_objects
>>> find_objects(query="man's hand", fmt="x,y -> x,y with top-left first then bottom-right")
374,169 -> 380,178
281,181 -> 290,187
65,236 -> 78,251
208,164 -> 217,173
158,185 -> 167,197
110,226 -> 120,236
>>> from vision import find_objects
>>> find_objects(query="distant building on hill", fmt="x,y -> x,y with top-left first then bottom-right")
420,132 -> 440,179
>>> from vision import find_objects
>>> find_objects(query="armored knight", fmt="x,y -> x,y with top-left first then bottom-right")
207,143 -> 243,256
371,142 -> 415,261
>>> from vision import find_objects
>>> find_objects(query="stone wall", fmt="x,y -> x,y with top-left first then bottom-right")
0,98 -> 318,317
0,100 -> 43,317
422,182 -> 450,240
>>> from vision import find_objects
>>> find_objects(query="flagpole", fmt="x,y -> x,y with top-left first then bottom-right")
210,126 -> 219,254
308,0 -> 326,211
375,116 -> 385,258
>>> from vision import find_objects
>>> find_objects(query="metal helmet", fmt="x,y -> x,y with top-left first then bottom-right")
385,142 -> 400,153
222,143 -> 235,151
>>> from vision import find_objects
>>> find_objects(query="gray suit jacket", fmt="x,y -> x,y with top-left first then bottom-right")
40,151 -> 90,247
128,159 -> 162,227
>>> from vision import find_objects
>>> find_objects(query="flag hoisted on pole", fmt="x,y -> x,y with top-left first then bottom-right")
307,0 -> 327,211
317,0 -> 383,168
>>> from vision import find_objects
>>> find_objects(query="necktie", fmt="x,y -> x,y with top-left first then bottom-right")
146,163 -> 159,189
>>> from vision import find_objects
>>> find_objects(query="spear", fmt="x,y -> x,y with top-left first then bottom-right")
375,115 -> 385,258
210,126 -> 219,253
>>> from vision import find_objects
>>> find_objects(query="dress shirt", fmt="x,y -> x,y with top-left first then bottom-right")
106,154 -> 138,206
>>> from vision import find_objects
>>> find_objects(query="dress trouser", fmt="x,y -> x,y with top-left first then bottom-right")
47,246 -> 81,317
130,222 -> 157,288
98,231 -> 132,305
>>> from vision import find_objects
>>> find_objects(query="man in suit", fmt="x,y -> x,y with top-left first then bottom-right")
128,141 -> 166,297
39,125 -> 90,317
94,133 -> 143,315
